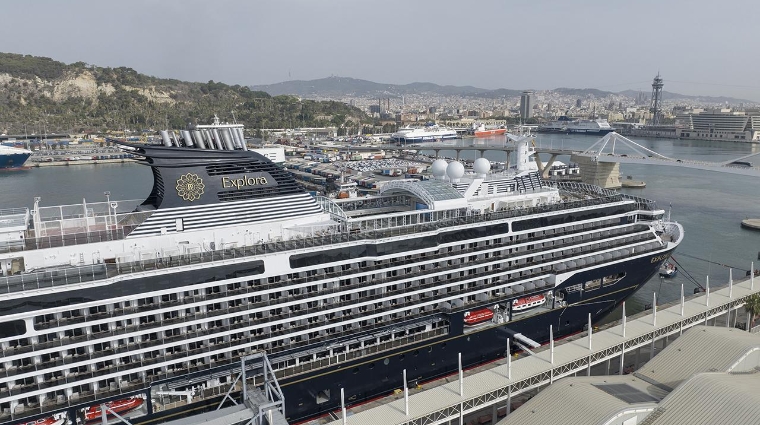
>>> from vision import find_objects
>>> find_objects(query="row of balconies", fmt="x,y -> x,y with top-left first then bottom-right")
6,225 -> 655,367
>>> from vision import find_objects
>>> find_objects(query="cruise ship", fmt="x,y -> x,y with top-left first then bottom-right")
390,124 -> 458,144
538,117 -> 615,135
0,122 -> 683,425
0,145 -> 32,169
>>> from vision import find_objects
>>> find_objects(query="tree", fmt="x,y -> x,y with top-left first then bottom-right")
744,294 -> 760,327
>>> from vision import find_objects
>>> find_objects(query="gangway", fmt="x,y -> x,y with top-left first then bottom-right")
327,266 -> 760,425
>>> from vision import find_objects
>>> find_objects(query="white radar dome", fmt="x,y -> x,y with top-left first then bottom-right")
446,161 -> 465,182
431,159 -> 448,179
473,158 -> 491,175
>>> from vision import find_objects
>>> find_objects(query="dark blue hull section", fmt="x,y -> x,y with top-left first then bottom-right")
278,250 -> 672,423
0,153 -> 31,169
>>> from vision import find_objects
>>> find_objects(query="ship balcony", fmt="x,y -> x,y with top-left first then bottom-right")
4,229 -> 661,368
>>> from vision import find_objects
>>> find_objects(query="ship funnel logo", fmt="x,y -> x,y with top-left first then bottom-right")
176,173 -> 205,201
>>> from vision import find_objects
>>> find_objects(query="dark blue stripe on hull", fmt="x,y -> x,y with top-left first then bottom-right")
0,153 -> 31,169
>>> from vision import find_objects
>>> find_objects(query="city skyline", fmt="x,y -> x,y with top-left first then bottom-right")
3,0 -> 760,101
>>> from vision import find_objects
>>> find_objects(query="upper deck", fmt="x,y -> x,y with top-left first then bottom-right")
0,181 -> 660,295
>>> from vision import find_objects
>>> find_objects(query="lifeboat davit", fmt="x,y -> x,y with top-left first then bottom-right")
16,417 -> 66,425
512,294 -> 546,313
464,308 -> 494,325
84,397 -> 144,422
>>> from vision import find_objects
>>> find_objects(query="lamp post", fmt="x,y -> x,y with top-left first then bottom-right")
104,191 -> 112,235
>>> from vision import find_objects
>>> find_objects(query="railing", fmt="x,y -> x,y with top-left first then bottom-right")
0,191 -> 648,294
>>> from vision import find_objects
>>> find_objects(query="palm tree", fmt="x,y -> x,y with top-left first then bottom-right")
743,294 -> 760,329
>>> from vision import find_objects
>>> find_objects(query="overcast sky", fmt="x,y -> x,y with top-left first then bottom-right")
3,0 -> 759,101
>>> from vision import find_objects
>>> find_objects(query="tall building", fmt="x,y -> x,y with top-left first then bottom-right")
520,91 -> 534,120
576,99 -> 582,108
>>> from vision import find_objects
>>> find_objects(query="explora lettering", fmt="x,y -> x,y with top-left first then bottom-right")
222,176 -> 268,189
650,254 -> 670,264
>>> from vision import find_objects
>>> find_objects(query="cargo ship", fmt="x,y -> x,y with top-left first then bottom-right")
471,124 -> 507,137
0,121 -> 682,425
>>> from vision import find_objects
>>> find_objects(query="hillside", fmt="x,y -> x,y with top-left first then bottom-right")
0,53 -> 369,135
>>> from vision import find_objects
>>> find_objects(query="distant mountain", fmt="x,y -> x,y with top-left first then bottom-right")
553,87 -> 617,97
251,76 -> 522,98
251,77 -> 756,104
617,90 -> 754,104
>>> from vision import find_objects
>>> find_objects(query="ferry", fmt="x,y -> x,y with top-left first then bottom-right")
0,121 -> 683,425
537,117 -> 615,135
0,145 -> 32,169
390,124 -> 458,144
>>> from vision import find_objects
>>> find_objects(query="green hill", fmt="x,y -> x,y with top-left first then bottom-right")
0,52 -> 369,135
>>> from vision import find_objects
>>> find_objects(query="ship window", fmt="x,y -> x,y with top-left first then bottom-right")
0,320 -> 26,339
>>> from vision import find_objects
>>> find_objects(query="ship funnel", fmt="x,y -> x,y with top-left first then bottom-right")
171,131 -> 182,147
211,129 -> 224,150
235,127 -> 248,151
230,127 -> 243,150
192,130 -> 206,149
180,130 -> 194,147
159,130 -> 172,147
220,128 -> 235,150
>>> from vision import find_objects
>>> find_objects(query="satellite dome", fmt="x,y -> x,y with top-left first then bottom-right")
446,161 -> 465,182
473,158 -> 491,175
431,159 -> 448,178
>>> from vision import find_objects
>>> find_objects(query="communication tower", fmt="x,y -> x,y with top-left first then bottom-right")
649,73 -> 664,125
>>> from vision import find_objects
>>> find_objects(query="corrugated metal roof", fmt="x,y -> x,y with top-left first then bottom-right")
648,372 -> 760,425
636,326 -> 760,390
496,376 -> 662,425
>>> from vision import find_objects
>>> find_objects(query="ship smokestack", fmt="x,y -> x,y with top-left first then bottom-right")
192,130 -> 206,149
211,129 -> 225,150
221,128 -> 235,150
235,127 -> 248,151
180,130 -> 194,147
159,130 -> 172,147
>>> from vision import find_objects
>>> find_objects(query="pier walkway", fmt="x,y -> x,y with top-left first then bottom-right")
325,270 -> 759,425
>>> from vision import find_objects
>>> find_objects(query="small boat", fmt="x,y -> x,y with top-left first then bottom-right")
512,294 -> 546,313
15,417 -> 66,425
463,308 -> 494,326
659,262 -> 678,278
84,397 -> 144,422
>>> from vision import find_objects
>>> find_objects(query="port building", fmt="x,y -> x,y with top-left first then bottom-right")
675,110 -> 760,142
497,325 -> 760,425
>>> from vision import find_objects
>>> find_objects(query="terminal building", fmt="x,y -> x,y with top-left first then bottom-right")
497,325 -> 760,425
675,110 -> 760,142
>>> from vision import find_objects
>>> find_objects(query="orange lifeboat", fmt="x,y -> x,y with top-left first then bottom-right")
84,397 -> 144,422
512,294 -> 546,313
464,308 -> 494,325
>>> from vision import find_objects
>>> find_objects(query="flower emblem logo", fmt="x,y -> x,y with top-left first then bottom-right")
176,173 -> 205,202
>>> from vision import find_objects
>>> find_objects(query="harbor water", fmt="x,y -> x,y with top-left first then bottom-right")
1,135 -> 759,315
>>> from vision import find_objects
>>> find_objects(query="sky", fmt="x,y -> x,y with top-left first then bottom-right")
3,0 -> 760,101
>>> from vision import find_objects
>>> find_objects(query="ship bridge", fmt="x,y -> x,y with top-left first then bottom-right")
379,179 -> 466,210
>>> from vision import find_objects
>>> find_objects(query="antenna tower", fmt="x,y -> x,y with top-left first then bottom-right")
649,73 -> 664,125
